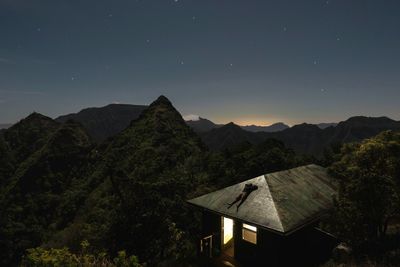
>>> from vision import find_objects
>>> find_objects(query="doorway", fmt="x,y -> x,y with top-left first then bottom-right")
222,216 -> 234,257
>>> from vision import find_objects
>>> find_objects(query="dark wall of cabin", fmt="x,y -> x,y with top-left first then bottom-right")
201,211 -> 221,256
235,224 -> 283,267
234,221 -> 338,267
200,211 -> 338,266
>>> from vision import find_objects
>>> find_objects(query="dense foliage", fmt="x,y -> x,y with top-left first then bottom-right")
329,131 -> 400,251
0,96 -> 305,266
21,240 -> 140,267
0,120 -> 95,265
3,96 -> 398,267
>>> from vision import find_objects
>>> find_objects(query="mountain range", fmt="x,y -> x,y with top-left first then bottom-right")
1,96 -> 400,266
2,103 -> 399,157
0,96 -> 208,265
199,116 -> 400,156
55,104 -> 147,141
185,117 -> 336,133
186,118 -> 290,133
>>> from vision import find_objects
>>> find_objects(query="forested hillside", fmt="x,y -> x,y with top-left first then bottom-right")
0,96 -> 303,266
0,96 -> 399,266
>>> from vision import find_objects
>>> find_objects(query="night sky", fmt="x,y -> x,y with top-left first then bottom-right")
1,0 -> 399,126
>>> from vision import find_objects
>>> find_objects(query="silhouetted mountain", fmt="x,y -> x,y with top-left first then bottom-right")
316,123 -> 337,129
267,123 -> 326,156
56,104 -> 147,141
186,117 -> 289,133
0,124 -> 12,129
0,120 -> 93,265
200,122 -> 266,150
201,116 -> 400,156
185,117 -> 222,132
242,122 -> 289,132
51,95 -> 207,264
328,116 -> 400,143
3,113 -> 60,162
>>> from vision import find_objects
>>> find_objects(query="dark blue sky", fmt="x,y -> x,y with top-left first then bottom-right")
0,0 -> 399,125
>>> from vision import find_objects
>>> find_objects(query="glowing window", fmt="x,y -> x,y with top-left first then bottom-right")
223,217 -> 233,244
242,223 -> 257,244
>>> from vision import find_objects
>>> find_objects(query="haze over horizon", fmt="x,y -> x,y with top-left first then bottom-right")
1,0 -> 399,125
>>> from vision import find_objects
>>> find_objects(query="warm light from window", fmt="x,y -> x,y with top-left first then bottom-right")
242,223 -> 257,244
243,223 -> 257,232
223,217 -> 233,244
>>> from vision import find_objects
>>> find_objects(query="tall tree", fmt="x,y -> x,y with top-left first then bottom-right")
329,131 -> 400,250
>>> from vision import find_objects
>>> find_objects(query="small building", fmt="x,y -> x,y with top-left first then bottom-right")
187,164 -> 338,266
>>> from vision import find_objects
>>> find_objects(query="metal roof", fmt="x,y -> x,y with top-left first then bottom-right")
187,164 -> 337,234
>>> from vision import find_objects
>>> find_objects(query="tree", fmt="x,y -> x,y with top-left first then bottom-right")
329,131 -> 400,250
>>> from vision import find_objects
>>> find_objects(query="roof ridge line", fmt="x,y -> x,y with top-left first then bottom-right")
264,174 -> 284,232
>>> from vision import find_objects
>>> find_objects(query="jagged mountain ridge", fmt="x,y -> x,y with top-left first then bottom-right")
49,95 -> 208,263
241,122 -> 290,132
1,96 -> 206,265
185,117 -> 290,133
200,116 -> 400,156
56,103 -> 147,141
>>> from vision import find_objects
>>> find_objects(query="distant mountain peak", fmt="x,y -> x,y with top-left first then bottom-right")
224,122 -> 241,129
56,104 -> 147,141
145,95 -> 180,116
151,95 -> 173,107
241,122 -> 289,133
25,112 -> 54,122
344,116 -> 394,124
130,96 -> 190,132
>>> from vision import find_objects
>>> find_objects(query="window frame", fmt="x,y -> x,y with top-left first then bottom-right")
242,223 -> 257,244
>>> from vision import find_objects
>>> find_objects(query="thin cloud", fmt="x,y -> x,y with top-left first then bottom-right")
183,114 -> 200,121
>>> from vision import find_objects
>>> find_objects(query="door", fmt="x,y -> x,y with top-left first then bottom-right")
221,216 -> 234,257
200,235 -> 213,258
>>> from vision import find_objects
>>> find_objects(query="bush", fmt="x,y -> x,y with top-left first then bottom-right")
21,240 -> 141,267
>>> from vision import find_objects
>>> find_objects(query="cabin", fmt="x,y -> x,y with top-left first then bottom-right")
187,164 -> 339,267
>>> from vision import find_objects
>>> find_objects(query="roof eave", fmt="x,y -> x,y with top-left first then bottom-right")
186,200 -> 331,236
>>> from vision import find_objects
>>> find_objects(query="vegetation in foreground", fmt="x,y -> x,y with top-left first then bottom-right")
0,96 -> 399,266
